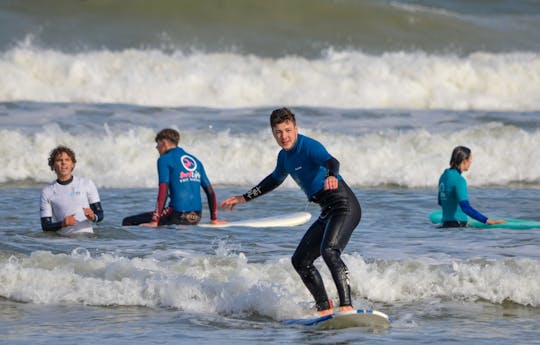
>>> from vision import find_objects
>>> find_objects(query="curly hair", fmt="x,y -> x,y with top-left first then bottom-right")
48,146 -> 76,171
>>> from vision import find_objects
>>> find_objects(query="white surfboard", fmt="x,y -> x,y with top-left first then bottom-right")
198,211 -> 312,228
283,309 -> 391,330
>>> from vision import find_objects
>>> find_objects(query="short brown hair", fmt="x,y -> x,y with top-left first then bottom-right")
155,128 -> 180,146
270,107 -> 296,128
48,146 -> 76,170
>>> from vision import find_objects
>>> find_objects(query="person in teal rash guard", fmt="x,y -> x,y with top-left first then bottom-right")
438,146 -> 505,228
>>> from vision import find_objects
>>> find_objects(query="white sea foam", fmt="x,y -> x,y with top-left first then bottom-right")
1,45 -> 540,110
1,248 -> 538,319
1,123 -> 538,188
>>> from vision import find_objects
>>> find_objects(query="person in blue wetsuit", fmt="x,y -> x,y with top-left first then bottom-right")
438,146 -> 505,228
221,108 -> 361,316
122,128 -> 226,227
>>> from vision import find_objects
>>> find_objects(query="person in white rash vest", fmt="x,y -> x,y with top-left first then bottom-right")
40,146 -> 104,235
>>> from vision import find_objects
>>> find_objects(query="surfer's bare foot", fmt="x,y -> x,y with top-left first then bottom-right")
316,300 -> 333,316
317,308 -> 333,316
338,305 -> 354,312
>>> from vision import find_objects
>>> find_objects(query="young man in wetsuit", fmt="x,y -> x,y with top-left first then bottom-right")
438,145 -> 505,227
221,108 -> 361,316
122,128 -> 225,227
40,146 -> 104,235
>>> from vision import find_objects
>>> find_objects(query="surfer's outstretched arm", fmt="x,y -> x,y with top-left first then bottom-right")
221,174 -> 281,210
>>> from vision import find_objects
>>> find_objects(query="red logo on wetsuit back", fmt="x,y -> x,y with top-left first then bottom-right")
179,155 -> 199,181
180,171 -> 193,179
181,155 -> 197,171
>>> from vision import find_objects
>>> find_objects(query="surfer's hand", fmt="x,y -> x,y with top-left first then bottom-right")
211,219 -> 228,225
83,207 -> 95,221
487,219 -> 506,225
63,214 -> 77,226
140,221 -> 158,227
324,176 -> 338,190
221,195 -> 246,211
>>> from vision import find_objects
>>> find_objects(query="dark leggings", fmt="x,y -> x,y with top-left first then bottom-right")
441,221 -> 467,228
291,180 -> 361,310
121,209 -> 201,226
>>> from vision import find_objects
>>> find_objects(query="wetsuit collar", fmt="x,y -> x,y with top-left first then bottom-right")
57,176 -> 74,185
162,146 -> 181,156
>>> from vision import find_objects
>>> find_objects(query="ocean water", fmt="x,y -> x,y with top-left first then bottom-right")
1,1 -> 540,344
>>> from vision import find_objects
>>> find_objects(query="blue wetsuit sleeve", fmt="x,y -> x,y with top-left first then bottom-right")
459,200 -> 488,223
157,156 -> 170,184
243,151 -> 288,201
243,174 -> 282,201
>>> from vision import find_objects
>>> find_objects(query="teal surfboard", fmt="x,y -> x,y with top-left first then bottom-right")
429,210 -> 540,229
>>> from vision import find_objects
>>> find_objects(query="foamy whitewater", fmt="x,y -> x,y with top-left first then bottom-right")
1,1 -> 540,344
2,43 -> 540,111
1,107 -> 539,189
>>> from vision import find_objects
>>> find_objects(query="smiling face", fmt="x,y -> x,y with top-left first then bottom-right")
272,120 -> 298,151
53,152 -> 75,181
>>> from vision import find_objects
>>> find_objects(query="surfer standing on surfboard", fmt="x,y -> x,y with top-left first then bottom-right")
438,145 -> 506,228
122,128 -> 226,227
221,108 -> 361,316
40,146 -> 104,235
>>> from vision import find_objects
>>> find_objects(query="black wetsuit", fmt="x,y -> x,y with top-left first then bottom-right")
121,209 -> 201,226
242,134 -> 361,310
292,181 -> 361,310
